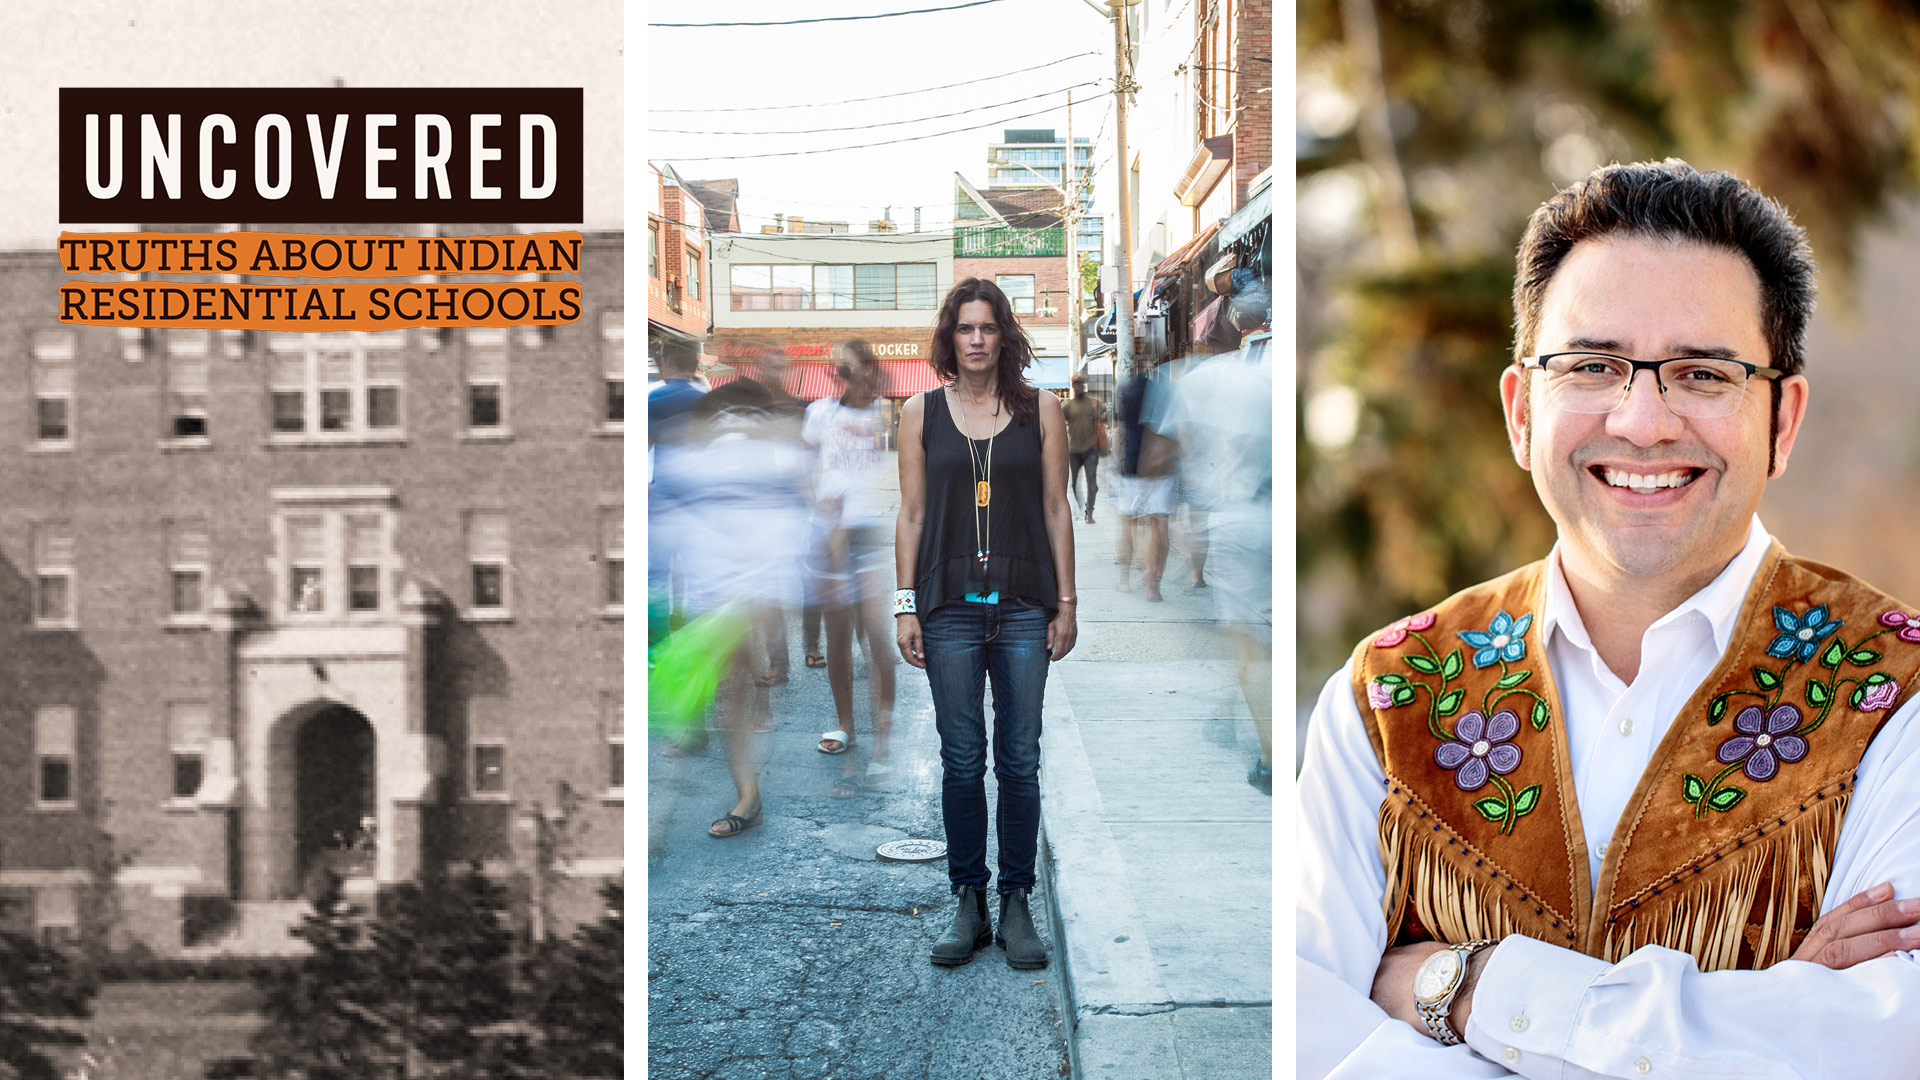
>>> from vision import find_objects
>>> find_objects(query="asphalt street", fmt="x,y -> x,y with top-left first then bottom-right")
646,625 -> 1072,1080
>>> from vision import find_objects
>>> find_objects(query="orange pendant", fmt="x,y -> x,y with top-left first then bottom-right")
976,481 -> 991,507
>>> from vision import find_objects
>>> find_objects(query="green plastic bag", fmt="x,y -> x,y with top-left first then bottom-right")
648,599 -> 751,744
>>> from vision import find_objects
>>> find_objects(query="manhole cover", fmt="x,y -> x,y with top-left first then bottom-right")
876,838 -> 947,863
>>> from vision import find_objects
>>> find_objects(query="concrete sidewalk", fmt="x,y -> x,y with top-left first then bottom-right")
1041,482 -> 1274,1079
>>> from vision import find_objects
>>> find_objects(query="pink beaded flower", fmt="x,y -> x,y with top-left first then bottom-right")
1373,612 -> 1436,648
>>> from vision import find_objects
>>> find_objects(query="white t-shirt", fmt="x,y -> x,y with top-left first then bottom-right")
802,396 -> 888,529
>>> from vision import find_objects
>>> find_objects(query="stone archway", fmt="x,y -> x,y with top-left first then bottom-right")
294,705 -> 377,895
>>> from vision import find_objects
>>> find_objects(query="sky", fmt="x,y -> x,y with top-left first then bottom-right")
644,0 -> 1119,236
0,0 -> 623,246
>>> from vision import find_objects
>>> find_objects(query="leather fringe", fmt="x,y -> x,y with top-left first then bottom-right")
1379,795 -> 1528,944
1600,793 -> 1849,972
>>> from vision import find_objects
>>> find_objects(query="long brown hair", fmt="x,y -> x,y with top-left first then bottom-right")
928,277 -> 1039,426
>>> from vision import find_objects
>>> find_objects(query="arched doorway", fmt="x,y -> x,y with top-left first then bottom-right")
294,705 -> 376,895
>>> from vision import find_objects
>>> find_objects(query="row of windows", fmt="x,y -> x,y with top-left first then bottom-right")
646,225 -> 703,301
25,694 -> 624,812
25,505 -> 622,628
728,262 -> 939,311
24,314 -> 624,448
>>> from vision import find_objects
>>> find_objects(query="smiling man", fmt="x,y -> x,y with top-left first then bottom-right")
1299,160 -> 1920,1079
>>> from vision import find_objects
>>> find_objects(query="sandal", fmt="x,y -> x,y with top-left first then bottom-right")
708,805 -> 763,838
863,761 -> 894,787
818,729 -> 854,755
828,778 -> 863,799
755,670 -> 789,687
661,731 -> 709,757
805,652 -> 828,669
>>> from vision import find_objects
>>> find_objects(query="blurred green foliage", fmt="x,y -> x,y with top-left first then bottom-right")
1297,0 -> 1920,685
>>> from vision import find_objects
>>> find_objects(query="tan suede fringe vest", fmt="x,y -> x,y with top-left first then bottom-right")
1351,543 -> 1920,972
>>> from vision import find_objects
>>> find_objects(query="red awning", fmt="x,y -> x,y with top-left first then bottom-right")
877,359 -> 943,397
707,360 -> 943,401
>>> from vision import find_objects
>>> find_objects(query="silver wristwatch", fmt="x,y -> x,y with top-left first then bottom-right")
1412,939 -> 1497,1045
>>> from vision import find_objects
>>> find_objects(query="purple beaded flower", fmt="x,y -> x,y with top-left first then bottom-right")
1367,680 -> 1396,710
1716,704 -> 1809,782
1859,679 -> 1901,713
1879,609 -> 1920,645
1434,709 -> 1522,792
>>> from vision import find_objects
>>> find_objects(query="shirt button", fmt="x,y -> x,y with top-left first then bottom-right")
1619,717 -> 1634,736
1636,1057 -> 1652,1074
1599,841 -> 1610,857
1504,1047 -> 1521,1064
1510,1015 -> 1529,1033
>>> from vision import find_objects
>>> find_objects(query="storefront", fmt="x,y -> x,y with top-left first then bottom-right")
706,329 -> 944,448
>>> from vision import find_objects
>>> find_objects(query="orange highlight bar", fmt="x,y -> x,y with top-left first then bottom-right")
56,231 -> 584,278
58,281 -> 581,331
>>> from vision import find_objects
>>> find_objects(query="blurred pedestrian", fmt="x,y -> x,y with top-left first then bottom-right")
805,341 -> 897,797
648,343 -> 707,657
1117,363 -> 1176,601
680,354 -> 809,838
896,278 -> 1077,970
1063,373 -> 1104,523
742,347 -> 806,690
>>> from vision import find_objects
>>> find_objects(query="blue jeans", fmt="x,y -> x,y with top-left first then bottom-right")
922,599 -> 1051,895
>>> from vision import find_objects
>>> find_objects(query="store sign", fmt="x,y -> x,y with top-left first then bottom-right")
718,339 -> 921,360
955,224 -> 1065,258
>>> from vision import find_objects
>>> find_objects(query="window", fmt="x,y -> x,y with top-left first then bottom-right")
272,488 -> 398,621
36,706 -> 76,808
168,518 -> 210,620
897,263 -> 937,309
166,332 -> 211,440
730,264 -> 771,310
467,511 -> 511,616
685,247 -> 701,301
600,309 -> 624,427
603,690 -> 624,796
601,506 -> 623,613
997,275 -> 1037,314
34,522 -> 75,628
32,330 -> 75,446
855,264 -> 894,310
466,328 -> 509,432
35,888 -> 78,949
471,740 -> 507,796
813,264 -> 854,310
169,701 -> 209,801
267,332 -> 406,440
648,223 -> 659,276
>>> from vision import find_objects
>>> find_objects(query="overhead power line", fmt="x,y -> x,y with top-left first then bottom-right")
652,0 -> 1009,28
650,82 -> 1102,136
659,102 -> 1075,161
650,52 -> 1102,113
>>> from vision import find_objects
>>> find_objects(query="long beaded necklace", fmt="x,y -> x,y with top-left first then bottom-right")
952,385 -> 999,573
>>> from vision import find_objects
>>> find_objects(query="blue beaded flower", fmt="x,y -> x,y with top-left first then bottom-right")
1766,605 -> 1842,662
1458,610 -> 1532,669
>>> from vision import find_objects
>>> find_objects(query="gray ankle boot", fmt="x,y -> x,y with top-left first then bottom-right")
996,888 -> 1049,970
929,885 -> 992,966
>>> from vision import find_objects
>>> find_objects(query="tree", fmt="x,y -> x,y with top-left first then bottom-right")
250,873 -> 391,1080
369,867 -> 521,1076
529,882 -> 622,1079
0,919 -> 92,1080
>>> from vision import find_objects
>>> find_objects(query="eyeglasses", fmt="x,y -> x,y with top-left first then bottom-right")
1518,352 -> 1784,419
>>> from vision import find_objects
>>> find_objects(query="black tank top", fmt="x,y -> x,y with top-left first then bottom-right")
914,388 -> 1058,616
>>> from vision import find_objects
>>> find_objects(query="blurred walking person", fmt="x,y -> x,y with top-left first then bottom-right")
1063,373 -> 1104,523
805,341 -> 897,797
895,278 -> 1077,970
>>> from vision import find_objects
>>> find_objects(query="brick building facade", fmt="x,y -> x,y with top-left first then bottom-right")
0,229 -> 624,956
648,163 -> 711,373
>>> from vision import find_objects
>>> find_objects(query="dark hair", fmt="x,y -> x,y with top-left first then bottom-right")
1513,159 -> 1815,376
839,338 -> 889,398
929,277 -> 1040,426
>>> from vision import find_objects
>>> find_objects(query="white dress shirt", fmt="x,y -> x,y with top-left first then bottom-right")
1298,517 -> 1920,1079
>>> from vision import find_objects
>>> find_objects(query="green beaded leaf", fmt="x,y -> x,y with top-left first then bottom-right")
1849,649 -> 1882,665
1709,697 -> 1729,724
1441,650 -> 1464,681
1530,700 -> 1550,730
1436,689 -> 1465,718
1392,686 -> 1417,707
1513,784 -> 1542,817
1807,680 -> 1831,707
1404,655 -> 1440,675
1820,641 -> 1846,670
1375,673 -> 1408,686
1850,687 -> 1865,710
1682,773 -> 1706,804
1751,667 -> 1781,691
1707,786 -> 1748,812
1495,670 -> 1531,689
1865,671 -> 1893,687
1473,797 -> 1508,822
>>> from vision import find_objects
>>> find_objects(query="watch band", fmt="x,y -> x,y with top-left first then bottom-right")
1414,938 -> 1497,1046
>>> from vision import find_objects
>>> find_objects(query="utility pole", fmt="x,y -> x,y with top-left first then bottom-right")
1063,91 -> 1080,373
1105,0 -> 1140,379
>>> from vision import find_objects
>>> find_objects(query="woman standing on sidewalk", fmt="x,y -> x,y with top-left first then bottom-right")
894,278 -> 1078,970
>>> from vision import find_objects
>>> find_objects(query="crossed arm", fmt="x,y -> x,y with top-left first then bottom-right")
1298,661 -> 1920,1080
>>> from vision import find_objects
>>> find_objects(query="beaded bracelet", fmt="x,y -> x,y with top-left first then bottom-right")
893,588 -> 916,616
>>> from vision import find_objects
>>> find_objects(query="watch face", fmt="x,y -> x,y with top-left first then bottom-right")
1414,949 -> 1462,1003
